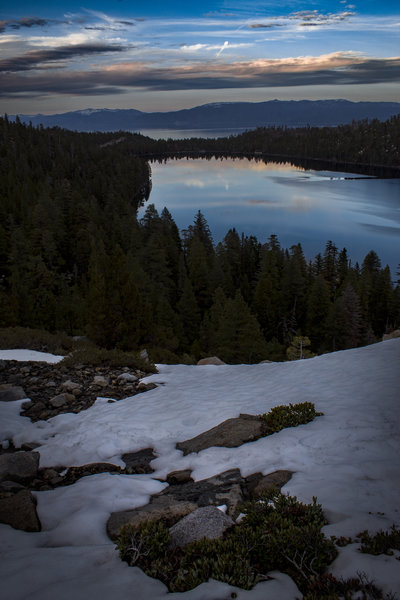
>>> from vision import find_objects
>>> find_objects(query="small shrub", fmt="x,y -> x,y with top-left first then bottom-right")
116,520 -> 170,566
0,326 -> 75,355
357,525 -> 400,556
261,401 -> 323,433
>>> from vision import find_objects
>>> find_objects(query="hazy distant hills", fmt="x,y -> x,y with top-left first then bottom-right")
9,100 -> 400,132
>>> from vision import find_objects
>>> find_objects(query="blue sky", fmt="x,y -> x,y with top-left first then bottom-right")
0,0 -> 399,114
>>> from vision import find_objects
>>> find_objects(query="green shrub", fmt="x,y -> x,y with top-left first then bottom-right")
60,345 -> 157,372
261,401 -> 323,433
0,326 -> 75,355
115,491 -> 337,594
357,525 -> 400,556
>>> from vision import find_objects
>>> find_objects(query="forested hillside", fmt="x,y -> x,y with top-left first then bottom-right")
1,116 -> 399,362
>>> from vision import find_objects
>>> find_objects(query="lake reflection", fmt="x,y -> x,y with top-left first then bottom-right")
141,157 -> 400,274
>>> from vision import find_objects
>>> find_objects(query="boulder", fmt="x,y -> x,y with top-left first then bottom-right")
0,490 -> 41,531
49,392 -> 75,408
61,380 -> 82,394
169,506 -> 234,548
0,385 -> 27,402
176,414 -> 266,455
197,356 -> 226,366
63,462 -> 121,484
107,496 -> 197,539
245,470 -> 294,497
0,452 -> 40,483
93,375 -> 109,387
162,469 -> 246,517
117,373 -> 138,383
122,448 -> 156,474
166,469 -> 193,485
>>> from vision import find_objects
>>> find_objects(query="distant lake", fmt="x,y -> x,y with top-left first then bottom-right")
140,157 -> 400,275
136,128 -> 251,139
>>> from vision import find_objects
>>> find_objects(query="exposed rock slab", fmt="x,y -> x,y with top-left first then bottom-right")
63,462 -> 122,485
122,448 -> 156,474
176,414 -> 266,455
166,469 -> 193,485
245,470 -> 294,498
0,451 -> 39,483
107,496 -> 198,539
169,506 -> 234,548
0,490 -> 41,531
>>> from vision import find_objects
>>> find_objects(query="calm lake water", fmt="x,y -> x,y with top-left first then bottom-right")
140,157 -> 400,275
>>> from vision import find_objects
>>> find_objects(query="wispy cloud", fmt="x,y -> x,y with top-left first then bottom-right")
0,44 -> 127,72
1,52 -> 399,97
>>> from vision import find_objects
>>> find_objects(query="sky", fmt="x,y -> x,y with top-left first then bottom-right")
0,0 -> 399,114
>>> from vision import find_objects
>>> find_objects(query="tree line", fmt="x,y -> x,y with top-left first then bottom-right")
0,116 -> 399,363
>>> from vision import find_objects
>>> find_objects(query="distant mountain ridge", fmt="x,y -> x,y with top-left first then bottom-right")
8,99 -> 400,132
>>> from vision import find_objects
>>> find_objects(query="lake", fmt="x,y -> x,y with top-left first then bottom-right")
140,157 -> 400,275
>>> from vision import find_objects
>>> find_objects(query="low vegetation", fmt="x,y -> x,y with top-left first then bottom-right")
261,401 -> 323,433
116,492 -> 399,598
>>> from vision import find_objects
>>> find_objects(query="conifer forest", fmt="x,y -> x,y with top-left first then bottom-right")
1,115 -> 399,363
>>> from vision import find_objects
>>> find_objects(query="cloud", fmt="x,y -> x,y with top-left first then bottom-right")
249,23 -> 283,29
1,52 -> 399,97
0,44 -> 127,72
0,17 -> 63,34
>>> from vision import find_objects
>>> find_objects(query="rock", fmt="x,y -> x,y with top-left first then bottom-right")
122,448 -> 156,474
169,506 -> 234,548
162,469 -> 246,517
0,359 -> 6,370
93,375 -> 109,387
245,470 -> 294,497
0,490 -> 41,531
49,392 -> 75,408
0,480 -> 25,493
63,462 -> 121,484
61,380 -> 82,393
0,385 -> 27,402
21,400 -> 33,409
137,382 -> 157,392
197,356 -> 226,366
107,496 -> 197,539
176,414 -> 266,455
117,373 -> 138,383
0,452 -> 40,483
166,470 -> 193,485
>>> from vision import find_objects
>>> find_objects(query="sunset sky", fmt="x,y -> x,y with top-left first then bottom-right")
0,0 -> 399,115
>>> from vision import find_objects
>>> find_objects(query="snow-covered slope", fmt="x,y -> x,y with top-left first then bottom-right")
1,339 -> 399,599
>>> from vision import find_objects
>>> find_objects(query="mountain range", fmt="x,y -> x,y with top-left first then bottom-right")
8,99 -> 400,133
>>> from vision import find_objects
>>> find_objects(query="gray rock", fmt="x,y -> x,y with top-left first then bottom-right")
107,495 -> 197,539
122,448 -> 156,474
0,452 -> 40,483
0,385 -> 27,402
169,506 -> 234,548
176,413 -> 266,455
166,469 -> 193,485
197,356 -> 226,365
93,375 -> 109,387
0,480 -> 25,493
117,372 -> 138,383
246,470 -> 293,498
0,490 -> 41,531
49,392 -> 75,408
162,469 -> 246,517
61,380 -> 81,392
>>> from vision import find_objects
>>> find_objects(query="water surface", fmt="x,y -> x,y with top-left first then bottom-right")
141,157 -> 400,274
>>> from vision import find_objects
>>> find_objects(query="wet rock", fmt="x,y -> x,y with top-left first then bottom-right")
169,506 -> 234,548
176,414 -> 266,455
122,448 -> 156,474
107,495 -> 197,539
197,356 -> 226,366
0,385 -> 27,402
0,490 -> 41,531
0,451 -> 40,483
